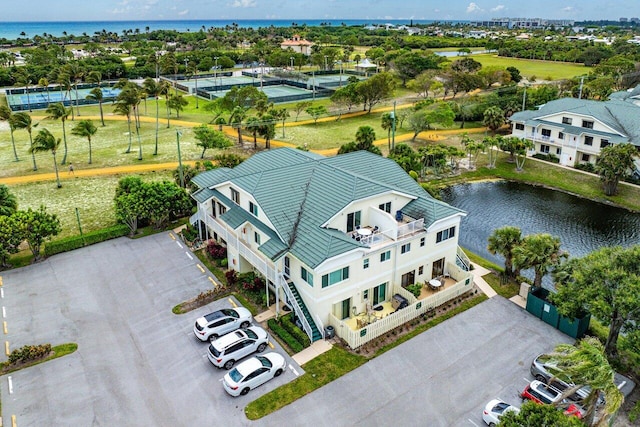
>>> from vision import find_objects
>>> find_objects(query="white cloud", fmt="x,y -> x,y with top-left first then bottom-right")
466,2 -> 483,13
491,5 -> 505,12
562,6 -> 574,12
178,9 -> 189,15
230,0 -> 257,8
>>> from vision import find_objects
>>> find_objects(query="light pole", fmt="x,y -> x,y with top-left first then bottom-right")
290,56 -> 294,70
522,84 -> 527,111
324,55 -> 328,71
194,60 -> 199,109
214,56 -> 219,91
176,129 -> 184,188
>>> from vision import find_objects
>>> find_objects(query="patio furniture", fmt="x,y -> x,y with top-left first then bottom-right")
357,228 -> 372,237
428,278 -> 442,291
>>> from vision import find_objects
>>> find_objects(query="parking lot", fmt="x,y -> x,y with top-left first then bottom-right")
0,233 -> 302,426
261,297 -> 575,426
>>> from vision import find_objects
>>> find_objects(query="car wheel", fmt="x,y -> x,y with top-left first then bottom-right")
240,387 -> 250,396
274,369 -> 283,377
257,343 -> 267,353
240,321 -> 250,329
224,360 -> 235,370
208,334 -> 218,342
535,374 -> 546,382
489,423 -> 496,427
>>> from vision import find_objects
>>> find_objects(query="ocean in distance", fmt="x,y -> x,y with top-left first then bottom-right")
0,19 -> 467,41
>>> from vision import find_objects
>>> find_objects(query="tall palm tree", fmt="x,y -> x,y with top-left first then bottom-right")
513,233 -> 566,289
142,78 -> 166,155
114,89 -> 135,154
229,106 -> 247,146
0,106 -> 19,161
45,103 -> 71,164
355,125 -> 376,150
64,61 -> 84,117
245,116 -> 260,148
56,72 -> 74,120
114,83 -> 142,159
14,68 -> 33,112
546,337 -> 624,426
71,119 -> 98,165
31,128 -> 61,188
12,112 -> 37,170
487,226 -> 522,278
38,77 -> 51,105
380,112 -> 394,150
86,87 -> 105,126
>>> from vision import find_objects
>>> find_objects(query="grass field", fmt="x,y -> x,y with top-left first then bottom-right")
471,54 -> 587,81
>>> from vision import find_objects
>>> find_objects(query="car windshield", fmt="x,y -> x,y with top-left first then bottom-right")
245,329 -> 258,339
209,344 -> 220,357
492,402 -> 510,414
256,356 -> 273,368
228,368 -> 243,382
221,308 -> 238,318
204,311 -> 223,322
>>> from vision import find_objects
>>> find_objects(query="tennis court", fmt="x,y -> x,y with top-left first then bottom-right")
7,86 -> 121,111
179,75 -> 256,91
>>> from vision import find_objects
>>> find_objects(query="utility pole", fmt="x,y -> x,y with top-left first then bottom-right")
522,85 -> 527,111
176,129 -> 184,188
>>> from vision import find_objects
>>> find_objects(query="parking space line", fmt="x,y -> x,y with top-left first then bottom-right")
185,252 -> 193,260
196,264 -> 205,273
176,241 -> 183,249
169,233 -> 176,240
3,321 -> 7,334
208,277 -> 216,285
5,341 -> 9,355
0,275 -> 3,286
523,377 -> 531,384
289,364 -> 299,377
8,375 -> 13,394
2,306 -> 5,318
1,288 -> 4,298
468,419 -> 479,426
268,341 -> 274,349
12,414 -> 16,427
228,298 -> 237,308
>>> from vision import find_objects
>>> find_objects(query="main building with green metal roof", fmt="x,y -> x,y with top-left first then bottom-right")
191,148 -> 473,347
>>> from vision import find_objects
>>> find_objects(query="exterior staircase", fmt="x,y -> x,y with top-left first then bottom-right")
286,281 -> 323,342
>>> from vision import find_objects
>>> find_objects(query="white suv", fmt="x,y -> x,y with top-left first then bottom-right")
193,307 -> 252,342
207,326 -> 270,369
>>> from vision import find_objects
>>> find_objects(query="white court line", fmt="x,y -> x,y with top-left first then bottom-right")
176,242 -> 183,249
8,376 -> 13,394
185,252 -> 193,260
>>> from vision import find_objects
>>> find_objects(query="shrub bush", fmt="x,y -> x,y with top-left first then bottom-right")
575,162 -> 596,173
532,153 -> 560,163
44,225 -> 129,257
280,313 -> 311,348
267,318 -> 304,353
8,344 -> 52,365
405,283 -> 422,298
225,270 -> 238,286
206,241 -> 227,259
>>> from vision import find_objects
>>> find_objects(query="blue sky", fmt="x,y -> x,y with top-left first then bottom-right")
4,0 -> 640,22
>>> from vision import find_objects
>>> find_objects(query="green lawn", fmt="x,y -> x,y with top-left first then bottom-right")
471,54 -> 587,81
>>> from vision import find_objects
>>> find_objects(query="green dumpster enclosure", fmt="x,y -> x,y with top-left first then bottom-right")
526,288 -> 590,339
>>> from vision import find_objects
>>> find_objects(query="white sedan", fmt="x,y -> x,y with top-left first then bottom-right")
222,352 -> 286,397
482,399 -> 520,426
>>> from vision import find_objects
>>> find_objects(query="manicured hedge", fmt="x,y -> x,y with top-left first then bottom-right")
280,313 -> 311,348
8,344 -> 52,365
44,224 -> 130,257
267,318 -> 304,353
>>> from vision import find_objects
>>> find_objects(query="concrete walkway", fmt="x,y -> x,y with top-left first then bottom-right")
469,262 -> 497,298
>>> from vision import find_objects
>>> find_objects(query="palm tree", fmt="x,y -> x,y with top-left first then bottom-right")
229,106 -> 247,146
257,114 -> 276,149
513,233 -> 566,289
167,93 -> 188,119
45,103 -> 71,164
142,78 -> 166,155
86,87 -> 105,126
381,112 -> 394,150
71,120 -> 98,164
64,61 -> 84,117
31,128 -> 61,188
355,125 -> 376,150
482,106 -> 505,135
487,226 -> 522,278
546,337 -> 624,426
14,68 -> 33,112
113,88 -> 136,154
38,77 -> 51,105
12,112 -> 37,170
0,106 -> 19,161
245,116 -> 260,149
56,72 -> 74,120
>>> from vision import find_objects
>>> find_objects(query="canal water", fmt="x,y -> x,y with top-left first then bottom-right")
440,181 -> 640,287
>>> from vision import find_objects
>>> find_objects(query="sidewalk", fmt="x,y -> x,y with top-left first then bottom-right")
469,262 -> 497,298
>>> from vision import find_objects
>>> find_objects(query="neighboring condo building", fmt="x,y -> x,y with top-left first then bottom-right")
470,17 -> 575,28
190,148 -> 474,348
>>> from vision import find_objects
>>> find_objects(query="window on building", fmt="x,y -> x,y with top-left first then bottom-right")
584,136 -> 593,146
321,267 -> 349,288
418,265 -> 424,275
420,237 -> 425,247
581,153 -> 590,162
556,148 -> 562,155
346,211 -> 361,233
515,123 -> 525,131
217,202 -> 227,215
378,202 -> 391,213
380,251 -> 391,262
230,188 -> 240,205
562,117 -> 572,125
301,267 -> 314,286
249,201 -> 258,216
211,200 -> 217,218
540,144 -> 550,153
363,258 -> 369,269
582,120 -> 594,129
362,289 -> 369,301
600,139 -> 610,148
558,132 -> 564,140
436,226 -> 456,243
541,129 -> 551,138
254,232 -> 260,245
401,243 -> 411,254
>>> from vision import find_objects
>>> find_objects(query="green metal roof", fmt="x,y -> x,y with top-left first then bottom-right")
192,148 -> 465,268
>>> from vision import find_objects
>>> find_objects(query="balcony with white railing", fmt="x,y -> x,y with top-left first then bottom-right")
347,212 -> 425,248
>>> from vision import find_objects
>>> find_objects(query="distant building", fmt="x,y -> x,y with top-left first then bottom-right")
280,34 -> 314,56
470,17 -> 574,29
